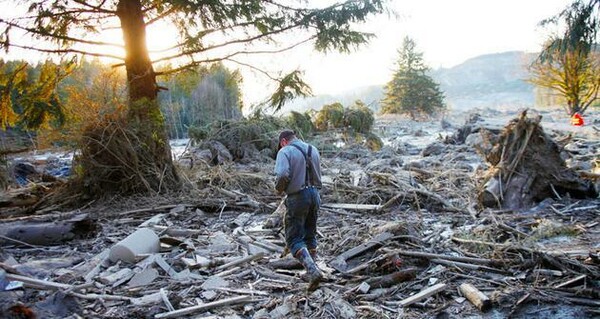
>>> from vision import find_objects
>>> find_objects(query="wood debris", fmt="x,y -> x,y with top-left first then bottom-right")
1,110 -> 599,318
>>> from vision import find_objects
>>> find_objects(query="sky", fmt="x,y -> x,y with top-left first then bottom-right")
0,0 -> 573,106
248,0 -> 572,102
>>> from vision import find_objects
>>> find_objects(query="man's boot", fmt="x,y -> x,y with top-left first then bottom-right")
308,248 -> 317,260
295,247 -> 323,292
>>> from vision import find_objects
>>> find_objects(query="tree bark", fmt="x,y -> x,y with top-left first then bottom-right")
116,0 -> 157,107
108,0 -> 179,193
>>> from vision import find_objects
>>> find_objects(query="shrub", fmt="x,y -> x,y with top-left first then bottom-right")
315,102 -> 344,131
344,100 -> 374,133
286,111 -> 315,138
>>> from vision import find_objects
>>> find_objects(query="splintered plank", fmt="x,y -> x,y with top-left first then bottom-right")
322,203 -> 382,211
154,295 -> 252,318
398,283 -> 447,307
329,232 -> 393,272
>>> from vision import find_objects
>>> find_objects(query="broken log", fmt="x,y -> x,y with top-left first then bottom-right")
322,203 -> 382,211
68,291 -> 134,302
365,268 -> 418,288
215,252 -> 265,271
431,259 -> 509,275
330,232 -> 393,272
554,275 -> 586,288
5,273 -> 73,290
396,283 -> 447,307
268,257 -> 302,270
154,295 -> 253,319
393,249 -> 504,267
0,214 -> 96,246
459,283 -> 491,312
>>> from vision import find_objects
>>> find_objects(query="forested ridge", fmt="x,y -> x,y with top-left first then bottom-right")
1,59 -> 243,143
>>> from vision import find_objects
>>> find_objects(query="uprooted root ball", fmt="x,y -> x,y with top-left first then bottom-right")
74,117 -> 179,196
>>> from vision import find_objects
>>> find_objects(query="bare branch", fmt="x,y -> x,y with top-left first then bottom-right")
226,58 -> 277,81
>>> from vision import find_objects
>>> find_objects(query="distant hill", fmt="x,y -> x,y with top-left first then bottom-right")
281,51 -> 538,114
431,51 -> 537,111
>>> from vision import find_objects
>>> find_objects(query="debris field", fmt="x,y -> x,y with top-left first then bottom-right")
1,109 -> 599,319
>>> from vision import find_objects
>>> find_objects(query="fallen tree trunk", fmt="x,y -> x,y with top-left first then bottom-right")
0,214 -> 97,246
366,268 -> 418,288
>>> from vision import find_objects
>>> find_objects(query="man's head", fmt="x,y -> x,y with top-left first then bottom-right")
278,130 -> 296,150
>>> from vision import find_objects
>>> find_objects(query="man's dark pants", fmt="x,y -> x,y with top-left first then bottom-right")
284,187 -> 320,256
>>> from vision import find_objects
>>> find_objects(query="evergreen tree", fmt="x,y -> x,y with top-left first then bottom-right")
381,37 -> 445,120
0,0 -> 387,195
532,0 -> 600,116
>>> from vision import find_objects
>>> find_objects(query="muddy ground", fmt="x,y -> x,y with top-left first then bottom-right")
0,107 -> 598,319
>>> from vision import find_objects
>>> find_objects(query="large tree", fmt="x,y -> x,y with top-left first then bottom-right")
380,36 -> 445,120
0,0 -> 387,194
531,0 -> 600,116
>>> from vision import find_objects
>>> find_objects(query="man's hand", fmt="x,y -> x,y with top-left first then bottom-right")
275,176 -> 289,194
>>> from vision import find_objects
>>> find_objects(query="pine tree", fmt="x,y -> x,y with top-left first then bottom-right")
381,37 -> 445,120
0,0 -> 387,195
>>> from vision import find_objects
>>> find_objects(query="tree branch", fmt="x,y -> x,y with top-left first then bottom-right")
150,21 -> 306,64
0,18 -> 122,48
7,42 -> 123,60
145,7 -> 177,26
72,0 -> 115,14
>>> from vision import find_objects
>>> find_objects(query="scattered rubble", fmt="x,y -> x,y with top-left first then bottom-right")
0,108 -> 598,318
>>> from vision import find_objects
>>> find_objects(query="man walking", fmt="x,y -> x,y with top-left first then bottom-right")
274,130 -> 323,291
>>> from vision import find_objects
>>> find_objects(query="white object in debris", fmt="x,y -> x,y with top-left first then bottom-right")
109,228 -> 160,263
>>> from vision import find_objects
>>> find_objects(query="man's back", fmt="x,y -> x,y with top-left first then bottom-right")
274,139 -> 322,195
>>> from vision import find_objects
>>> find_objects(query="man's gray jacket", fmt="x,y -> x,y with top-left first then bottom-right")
274,139 -> 322,195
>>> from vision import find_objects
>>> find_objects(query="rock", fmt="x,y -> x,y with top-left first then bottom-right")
421,142 -> 446,157
202,140 -> 233,164
365,158 -> 403,173
44,156 -> 72,178
34,291 -> 81,319
127,267 -> 159,287
194,149 -> 214,163
202,290 -> 218,301
466,112 -> 482,124
441,119 -> 452,129
390,139 -> 420,155
238,144 -> 261,163
252,308 -> 269,319
11,161 -> 38,185
260,148 -> 275,160
201,276 -> 229,290
374,146 -> 397,159
230,212 -> 252,228
269,302 -> 293,319
329,296 -> 356,319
